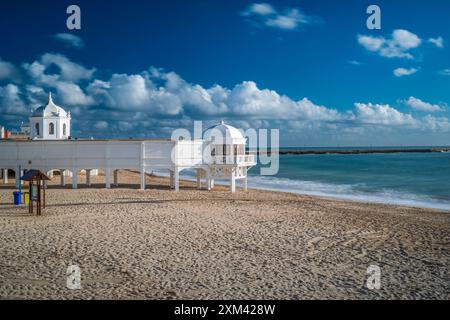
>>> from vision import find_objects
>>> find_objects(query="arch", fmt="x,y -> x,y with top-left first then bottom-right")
35,123 -> 40,136
63,123 -> 67,136
49,123 -> 55,135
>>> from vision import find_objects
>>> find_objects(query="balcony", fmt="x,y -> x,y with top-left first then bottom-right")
207,154 -> 256,165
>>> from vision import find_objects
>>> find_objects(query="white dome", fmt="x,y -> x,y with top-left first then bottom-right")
32,93 -> 69,118
203,121 -> 246,144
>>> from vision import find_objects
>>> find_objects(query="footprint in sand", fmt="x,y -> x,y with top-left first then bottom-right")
355,249 -> 367,259
307,236 -> 324,255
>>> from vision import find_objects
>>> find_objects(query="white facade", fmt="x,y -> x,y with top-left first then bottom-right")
0,122 -> 256,193
0,126 -> 4,139
29,93 -> 71,140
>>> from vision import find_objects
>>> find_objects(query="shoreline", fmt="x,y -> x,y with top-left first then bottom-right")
149,172 -> 450,213
1,170 -> 450,213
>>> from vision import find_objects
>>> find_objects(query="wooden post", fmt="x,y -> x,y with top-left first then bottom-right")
37,177 -> 41,216
29,182 -> 32,214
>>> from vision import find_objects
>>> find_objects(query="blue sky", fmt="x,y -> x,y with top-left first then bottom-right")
0,0 -> 449,146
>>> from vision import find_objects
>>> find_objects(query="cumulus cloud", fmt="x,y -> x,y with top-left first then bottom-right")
1,52 -> 450,142
405,96 -> 444,112
353,103 -> 417,126
0,58 -> 19,81
393,67 -> 418,77
53,33 -> 85,48
21,53 -> 95,107
242,3 -> 319,30
428,36 -> 444,48
358,29 -> 422,59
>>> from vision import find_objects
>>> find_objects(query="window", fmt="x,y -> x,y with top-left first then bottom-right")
35,123 -> 39,136
63,124 -> 67,136
49,123 -> 55,135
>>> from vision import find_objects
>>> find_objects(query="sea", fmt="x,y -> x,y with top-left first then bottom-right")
166,146 -> 450,211
246,147 -> 450,211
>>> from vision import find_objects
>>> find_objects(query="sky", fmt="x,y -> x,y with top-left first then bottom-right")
0,0 -> 449,146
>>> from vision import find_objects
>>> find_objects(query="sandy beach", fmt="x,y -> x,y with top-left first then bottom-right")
0,170 -> 448,300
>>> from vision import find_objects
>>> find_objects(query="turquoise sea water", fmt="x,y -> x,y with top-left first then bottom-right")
247,150 -> 450,211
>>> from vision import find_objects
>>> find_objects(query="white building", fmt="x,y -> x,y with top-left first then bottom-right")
29,93 -> 71,140
0,116 -> 256,192
0,125 -> 4,139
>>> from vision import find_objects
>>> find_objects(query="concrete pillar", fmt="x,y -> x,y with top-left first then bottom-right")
244,167 -> 248,191
206,174 -> 212,191
86,169 -> 91,186
15,166 -> 21,188
60,169 -> 66,186
196,169 -> 201,189
140,167 -> 145,190
72,168 -> 78,189
113,170 -> 119,186
105,167 -> 111,189
170,170 -> 175,189
210,178 -> 215,189
230,170 -> 236,193
174,168 -> 179,192
3,169 -> 8,184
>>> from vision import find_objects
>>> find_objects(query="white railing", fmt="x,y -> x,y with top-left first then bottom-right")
208,154 -> 256,165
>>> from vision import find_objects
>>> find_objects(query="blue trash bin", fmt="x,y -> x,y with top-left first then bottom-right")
13,191 -> 22,205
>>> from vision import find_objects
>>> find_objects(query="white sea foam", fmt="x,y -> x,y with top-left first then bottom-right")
246,175 -> 450,211
151,169 -> 450,211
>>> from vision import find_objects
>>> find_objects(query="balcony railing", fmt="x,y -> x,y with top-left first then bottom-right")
208,154 -> 256,165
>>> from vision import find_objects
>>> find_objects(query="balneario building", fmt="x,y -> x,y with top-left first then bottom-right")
0,94 -> 256,192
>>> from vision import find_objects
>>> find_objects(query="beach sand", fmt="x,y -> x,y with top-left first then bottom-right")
0,170 -> 448,300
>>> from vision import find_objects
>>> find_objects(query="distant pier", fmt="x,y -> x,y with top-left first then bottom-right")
256,148 -> 450,155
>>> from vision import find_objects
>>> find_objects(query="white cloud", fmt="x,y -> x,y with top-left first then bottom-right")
421,115 -> 450,131
439,69 -> 450,76
428,36 -> 444,48
0,58 -> 19,81
0,84 -> 29,116
393,67 -> 418,77
358,29 -> 422,59
353,103 -> 417,126
245,3 -> 275,15
2,52 -> 450,141
94,121 -> 108,129
24,53 -> 95,84
405,96 -> 444,112
242,3 -> 318,31
53,33 -> 85,48
347,60 -> 361,66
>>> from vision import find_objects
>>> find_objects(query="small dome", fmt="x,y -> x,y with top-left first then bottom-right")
31,93 -> 69,118
203,120 -> 246,144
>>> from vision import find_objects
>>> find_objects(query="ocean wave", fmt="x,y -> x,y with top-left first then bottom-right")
150,169 -> 450,211
247,175 -> 450,211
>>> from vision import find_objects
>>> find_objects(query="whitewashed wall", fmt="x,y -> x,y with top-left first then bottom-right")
0,139 -> 204,172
